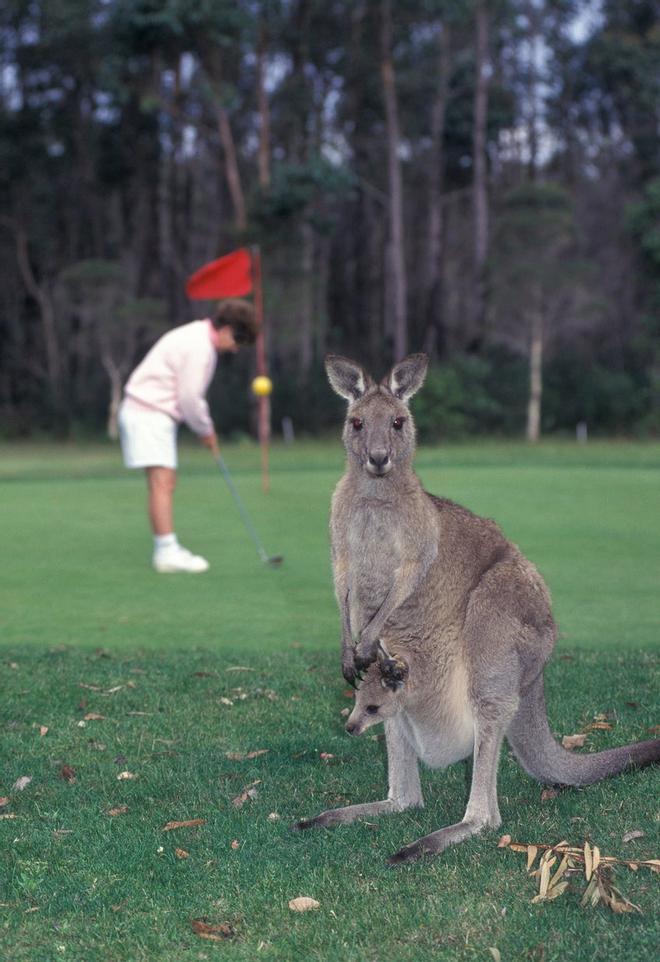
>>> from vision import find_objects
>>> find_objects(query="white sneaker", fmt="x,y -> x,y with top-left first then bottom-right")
152,544 -> 210,574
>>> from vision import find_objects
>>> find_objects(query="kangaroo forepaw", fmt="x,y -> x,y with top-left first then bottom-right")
354,646 -> 378,673
342,660 -> 361,687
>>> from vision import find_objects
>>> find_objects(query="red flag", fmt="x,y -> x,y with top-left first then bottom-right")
186,248 -> 253,299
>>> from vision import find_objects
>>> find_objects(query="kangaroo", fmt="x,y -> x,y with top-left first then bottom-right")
294,353 -> 660,864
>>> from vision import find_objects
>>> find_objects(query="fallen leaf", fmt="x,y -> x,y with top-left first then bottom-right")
288,897 -> 320,912
562,733 -> 587,750
191,919 -> 235,941
622,829 -> 645,844
648,725 -> 660,735
488,949 -> 501,962
340,708 -> 350,717
268,812 -> 280,822
225,749 -> 269,761
162,819 -> 207,831
220,697 -> 234,706
12,776 -> 32,792
320,752 -> 335,763
84,713 -> 105,721
497,835 -> 512,848
107,805 -> 128,817
117,771 -> 138,781
232,780 -> 261,808
584,842 -> 593,881
0,797 -> 9,807
527,845 -> 538,871
175,848 -> 189,859
231,839 -> 240,850
59,765 -> 76,783
0,813 -> 18,821
39,726 -> 48,737
540,787 -> 559,802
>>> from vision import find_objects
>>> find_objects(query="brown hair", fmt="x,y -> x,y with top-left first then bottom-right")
212,298 -> 259,344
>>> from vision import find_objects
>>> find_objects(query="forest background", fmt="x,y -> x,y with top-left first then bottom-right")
1,0 -> 659,443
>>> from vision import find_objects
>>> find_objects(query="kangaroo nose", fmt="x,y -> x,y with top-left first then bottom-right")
368,450 -> 389,469
345,721 -> 357,735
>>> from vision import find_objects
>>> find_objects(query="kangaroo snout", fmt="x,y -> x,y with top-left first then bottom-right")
367,449 -> 391,475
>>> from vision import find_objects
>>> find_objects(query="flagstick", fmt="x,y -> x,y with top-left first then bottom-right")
252,246 -> 270,494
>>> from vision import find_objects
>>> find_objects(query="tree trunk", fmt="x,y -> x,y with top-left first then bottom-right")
380,0 -> 407,361
12,220 -> 64,418
217,104 -> 247,232
473,1 -> 490,335
101,355 -> 124,441
298,222 -> 315,379
256,21 -> 271,190
526,310 -> 543,442
424,23 -> 451,357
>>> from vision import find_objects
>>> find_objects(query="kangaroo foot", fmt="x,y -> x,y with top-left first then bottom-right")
386,819 -> 486,865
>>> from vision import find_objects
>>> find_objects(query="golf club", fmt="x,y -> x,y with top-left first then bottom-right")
214,453 -> 283,567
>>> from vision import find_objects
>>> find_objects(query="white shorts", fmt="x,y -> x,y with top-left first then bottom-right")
118,400 -> 178,469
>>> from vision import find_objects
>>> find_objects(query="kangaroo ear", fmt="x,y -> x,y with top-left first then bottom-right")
384,354 -> 429,402
325,355 -> 372,402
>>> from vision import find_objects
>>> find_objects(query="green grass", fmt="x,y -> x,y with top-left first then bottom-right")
1,439 -> 659,961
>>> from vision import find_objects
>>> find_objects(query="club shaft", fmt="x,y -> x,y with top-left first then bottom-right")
216,454 -> 269,562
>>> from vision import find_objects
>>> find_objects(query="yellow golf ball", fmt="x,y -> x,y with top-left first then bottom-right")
252,375 -> 273,397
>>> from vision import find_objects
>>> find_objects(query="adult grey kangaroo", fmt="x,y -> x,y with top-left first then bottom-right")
294,353 -> 660,864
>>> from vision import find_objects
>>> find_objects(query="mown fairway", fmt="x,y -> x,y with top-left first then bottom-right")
1,440 -> 659,961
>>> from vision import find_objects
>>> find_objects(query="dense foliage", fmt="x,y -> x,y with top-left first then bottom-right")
1,0 -> 658,439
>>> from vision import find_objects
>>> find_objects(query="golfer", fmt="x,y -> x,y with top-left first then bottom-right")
118,298 -> 259,573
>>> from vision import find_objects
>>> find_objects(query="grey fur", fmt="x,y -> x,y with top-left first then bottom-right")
294,353 -> 660,864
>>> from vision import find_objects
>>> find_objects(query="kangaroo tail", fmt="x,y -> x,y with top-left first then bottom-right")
506,675 -> 660,787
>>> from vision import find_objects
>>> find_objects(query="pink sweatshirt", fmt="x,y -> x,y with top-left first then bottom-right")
123,319 -> 217,436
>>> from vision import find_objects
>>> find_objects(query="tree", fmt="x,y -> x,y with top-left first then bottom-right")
488,183 -> 598,440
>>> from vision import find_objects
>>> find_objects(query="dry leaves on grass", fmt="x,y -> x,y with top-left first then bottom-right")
540,787 -> 560,802
191,919 -> 235,941
561,733 -> 587,750
175,848 -> 189,859
0,797 -> 9,808
622,830 -> 645,843
288,897 -> 320,912
59,765 -> 76,783
225,749 -> 269,761
232,780 -> 261,808
12,776 -> 32,792
498,836 -> 658,914
107,805 -> 128,817
116,771 -> 138,781
162,819 -> 207,831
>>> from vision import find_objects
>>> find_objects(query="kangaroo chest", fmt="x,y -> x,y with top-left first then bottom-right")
338,497 -> 421,608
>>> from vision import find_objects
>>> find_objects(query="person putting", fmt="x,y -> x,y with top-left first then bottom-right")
118,298 -> 259,573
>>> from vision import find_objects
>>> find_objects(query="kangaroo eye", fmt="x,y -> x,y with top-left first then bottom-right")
365,705 -> 379,715
392,417 -> 405,430
351,418 -> 363,431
